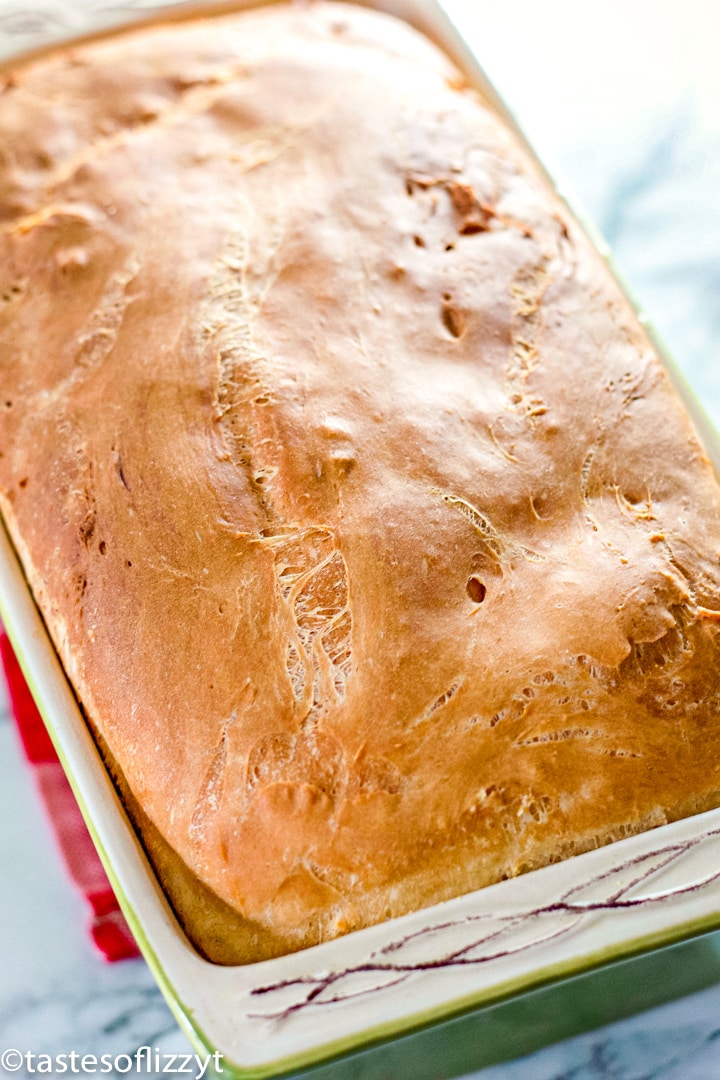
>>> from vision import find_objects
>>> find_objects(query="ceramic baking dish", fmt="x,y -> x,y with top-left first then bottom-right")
3,1 -> 720,1077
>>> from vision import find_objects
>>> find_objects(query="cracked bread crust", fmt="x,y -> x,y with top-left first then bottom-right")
2,2 -> 720,963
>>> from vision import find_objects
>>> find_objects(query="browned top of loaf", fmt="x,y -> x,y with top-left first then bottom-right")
2,2 -> 720,964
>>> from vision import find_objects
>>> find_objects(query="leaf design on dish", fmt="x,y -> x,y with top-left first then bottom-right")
248,825 -> 720,1021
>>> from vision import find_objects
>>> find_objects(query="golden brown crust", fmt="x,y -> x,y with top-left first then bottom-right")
2,2 -> 720,963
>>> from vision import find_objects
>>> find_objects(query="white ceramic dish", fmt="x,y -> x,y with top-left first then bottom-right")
2,2 -> 720,1076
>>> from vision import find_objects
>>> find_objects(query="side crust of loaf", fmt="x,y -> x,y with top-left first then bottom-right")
2,2 -> 720,963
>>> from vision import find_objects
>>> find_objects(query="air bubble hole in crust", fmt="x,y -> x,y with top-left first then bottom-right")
442,303 -> 465,338
467,576 -> 486,603
1,283 -> 23,303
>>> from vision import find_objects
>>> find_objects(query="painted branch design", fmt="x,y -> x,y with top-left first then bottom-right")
249,826 -> 720,1021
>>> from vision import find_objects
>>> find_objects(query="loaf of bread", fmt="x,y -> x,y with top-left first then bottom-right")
2,1 -> 720,965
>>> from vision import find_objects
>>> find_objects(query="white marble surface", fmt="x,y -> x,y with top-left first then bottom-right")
1,1 -> 720,1077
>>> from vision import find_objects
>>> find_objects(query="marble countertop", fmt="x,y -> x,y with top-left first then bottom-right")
1,1 -> 720,1077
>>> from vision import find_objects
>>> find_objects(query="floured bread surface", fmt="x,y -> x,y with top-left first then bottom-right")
2,2 -> 720,964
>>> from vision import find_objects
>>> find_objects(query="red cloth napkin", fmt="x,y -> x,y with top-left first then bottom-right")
0,630 -> 140,961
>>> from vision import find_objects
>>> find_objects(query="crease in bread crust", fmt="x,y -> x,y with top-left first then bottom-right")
1,2 -> 720,964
